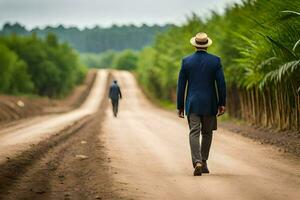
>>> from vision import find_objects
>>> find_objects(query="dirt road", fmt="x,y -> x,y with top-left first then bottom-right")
0,70 -> 121,200
103,71 -> 300,200
0,69 -> 299,200
0,70 -> 107,164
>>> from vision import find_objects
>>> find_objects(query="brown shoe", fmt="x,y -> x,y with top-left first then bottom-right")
193,163 -> 202,176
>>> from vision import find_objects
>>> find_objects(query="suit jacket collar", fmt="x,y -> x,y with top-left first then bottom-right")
195,50 -> 207,54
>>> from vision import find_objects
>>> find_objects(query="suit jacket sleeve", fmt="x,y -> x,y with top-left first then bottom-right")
118,86 -> 122,99
177,59 -> 187,110
215,59 -> 226,106
109,86 -> 112,98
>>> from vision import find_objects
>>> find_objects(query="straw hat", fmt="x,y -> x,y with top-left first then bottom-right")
190,32 -> 212,48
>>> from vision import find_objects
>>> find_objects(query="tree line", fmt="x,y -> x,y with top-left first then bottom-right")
0,33 -> 86,97
135,0 -> 300,132
80,50 -> 138,70
0,23 -> 172,53
1,0 -> 298,132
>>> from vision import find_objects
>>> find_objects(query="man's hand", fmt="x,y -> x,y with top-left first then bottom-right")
178,109 -> 184,118
217,106 -> 226,116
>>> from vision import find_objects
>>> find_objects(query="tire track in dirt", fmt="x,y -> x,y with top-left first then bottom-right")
0,115 -> 91,198
0,72 -> 127,200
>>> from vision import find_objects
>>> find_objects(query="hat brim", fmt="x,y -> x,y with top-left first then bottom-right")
190,37 -> 213,48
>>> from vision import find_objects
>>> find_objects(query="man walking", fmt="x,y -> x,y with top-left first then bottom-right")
109,80 -> 122,117
177,32 -> 226,176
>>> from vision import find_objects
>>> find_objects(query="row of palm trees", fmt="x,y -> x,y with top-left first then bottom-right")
137,0 -> 300,131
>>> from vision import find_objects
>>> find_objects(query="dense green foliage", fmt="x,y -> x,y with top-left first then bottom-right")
112,50 -> 139,71
136,0 -> 300,131
80,53 -> 105,68
0,33 -> 86,97
81,49 -> 138,71
96,51 -> 117,68
0,23 -> 172,53
0,44 -> 33,93
80,51 -> 116,68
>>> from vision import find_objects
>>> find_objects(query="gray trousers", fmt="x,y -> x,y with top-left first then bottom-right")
188,113 -> 217,168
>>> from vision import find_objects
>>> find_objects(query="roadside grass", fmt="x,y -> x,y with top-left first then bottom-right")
141,89 -> 176,110
218,113 -> 246,125
157,100 -> 176,110
0,93 -> 43,100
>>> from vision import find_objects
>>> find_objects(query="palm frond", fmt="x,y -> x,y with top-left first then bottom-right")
266,36 -> 297,58
260,69 -> 278,87
232,31 -> 257,49
260,60 -> 300,90
277,60 -> 300,81
264,60 -> 300,82
257,57 -> 278,69
281,10 -> 300,16
279,10 -> 300,21
293,39 -> 300,52
248,17 -> 268,29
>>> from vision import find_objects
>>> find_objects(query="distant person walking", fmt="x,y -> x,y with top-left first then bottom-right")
109,80 -> 122,117
177,32 -> 226,176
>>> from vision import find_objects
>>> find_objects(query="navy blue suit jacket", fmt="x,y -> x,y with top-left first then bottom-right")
177,51 -> 226,116
109,83 -> 122,101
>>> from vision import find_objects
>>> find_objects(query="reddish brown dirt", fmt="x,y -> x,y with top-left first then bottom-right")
220,121 -> 300,157
0,70 -> 97,125
0,70 -> 299,200
0,72 -> 127,200
102,71 -> 299,200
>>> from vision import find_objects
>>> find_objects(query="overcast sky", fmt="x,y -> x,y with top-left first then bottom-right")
0,0 -> 241,29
